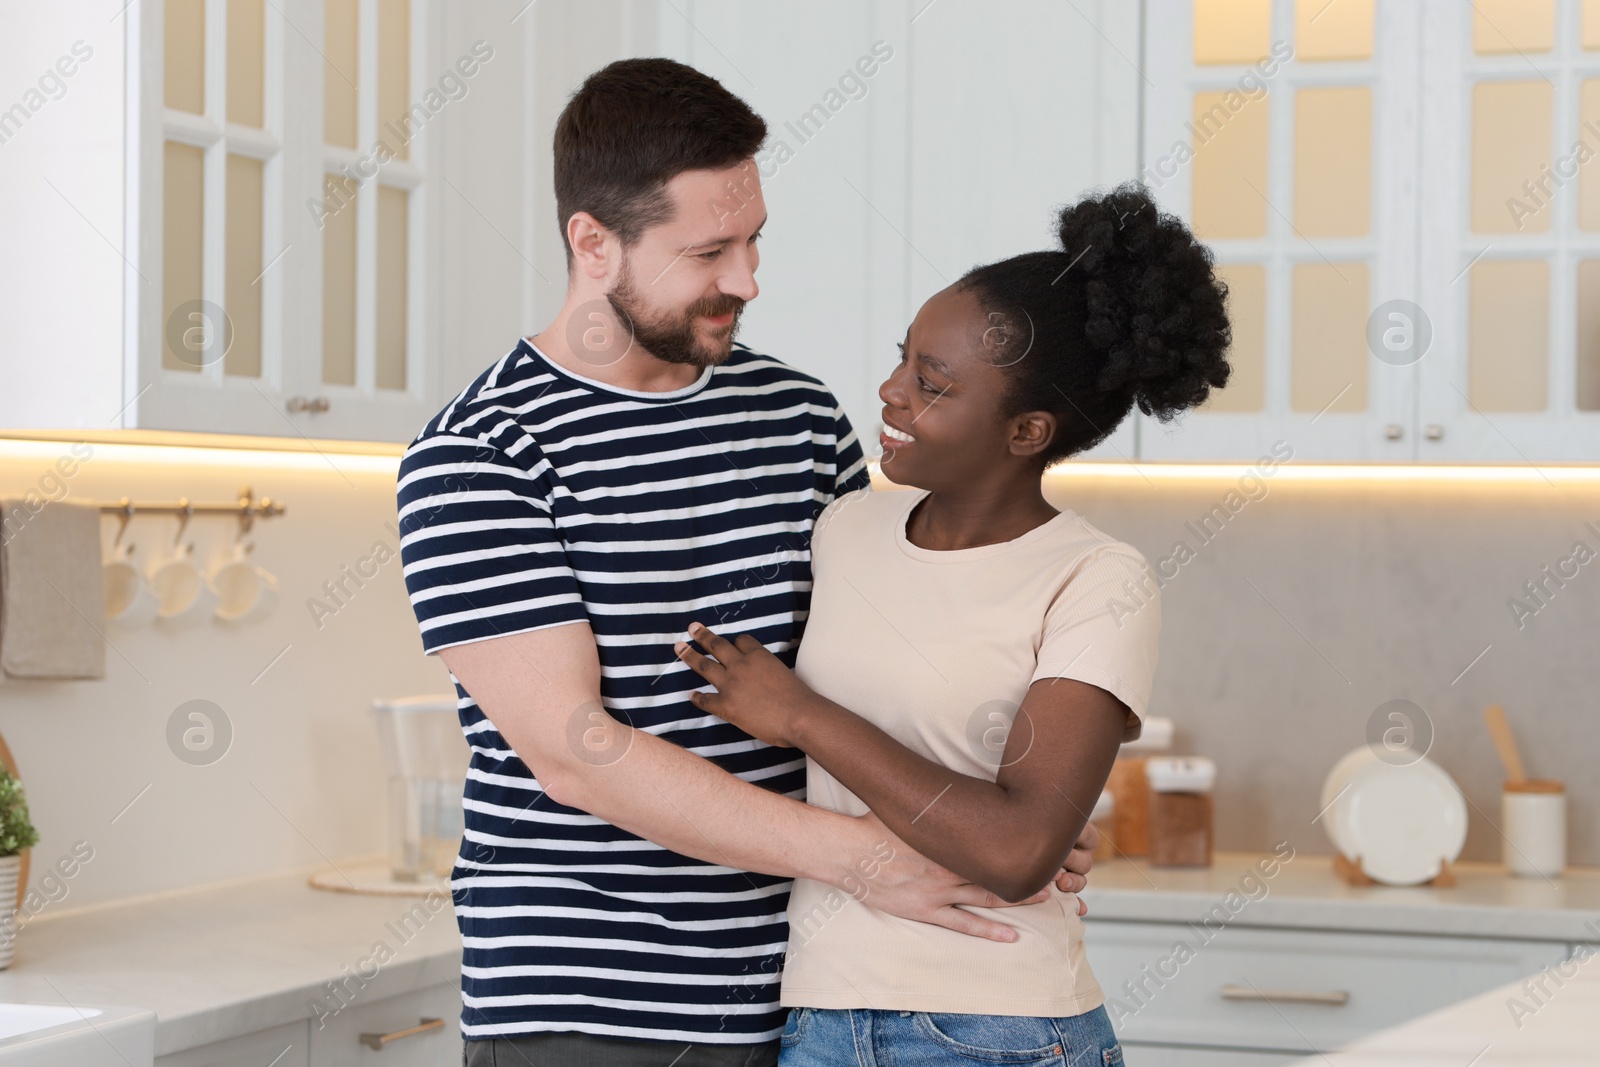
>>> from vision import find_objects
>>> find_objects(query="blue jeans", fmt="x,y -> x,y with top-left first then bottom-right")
777,1005 -> 1123,1066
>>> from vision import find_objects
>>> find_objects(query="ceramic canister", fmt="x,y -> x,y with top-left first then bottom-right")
1503,778 -> 1565,878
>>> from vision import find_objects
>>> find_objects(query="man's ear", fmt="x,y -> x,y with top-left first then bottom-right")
567,211 -> 614,281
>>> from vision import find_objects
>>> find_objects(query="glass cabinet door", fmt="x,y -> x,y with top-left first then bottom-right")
312,0 -> 420,427
137,0 -> 437,441
1140,0 -> 1417,461
153,0 -> 282,414
1417,0 -> 1600,461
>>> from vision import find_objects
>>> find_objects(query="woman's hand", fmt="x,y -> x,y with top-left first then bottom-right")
673,621 -> 819,747
1056,819 -> 1099,917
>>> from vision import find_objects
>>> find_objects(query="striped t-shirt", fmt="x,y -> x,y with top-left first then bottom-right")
394,337 -> 871,1044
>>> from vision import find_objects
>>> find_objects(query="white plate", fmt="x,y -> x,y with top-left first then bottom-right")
1324,748 -> 1468,885
1319,746 -> 1378,858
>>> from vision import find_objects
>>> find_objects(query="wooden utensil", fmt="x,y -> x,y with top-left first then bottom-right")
1483,704 -> 1527,784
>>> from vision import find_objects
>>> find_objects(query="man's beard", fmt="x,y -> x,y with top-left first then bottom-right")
606,256 -> 746,368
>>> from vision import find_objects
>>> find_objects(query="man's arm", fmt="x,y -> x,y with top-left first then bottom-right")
438,619 -> 1049,941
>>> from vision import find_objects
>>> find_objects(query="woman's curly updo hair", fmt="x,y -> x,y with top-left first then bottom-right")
957,182 -> 1232,468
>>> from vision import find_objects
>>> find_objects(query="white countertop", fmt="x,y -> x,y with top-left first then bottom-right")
0,851 -> 1595,1059
0,865 -> 460,1057
1079,850 -> 1600,943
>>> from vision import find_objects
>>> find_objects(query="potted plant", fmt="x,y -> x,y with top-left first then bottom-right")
0,768 -> 39,969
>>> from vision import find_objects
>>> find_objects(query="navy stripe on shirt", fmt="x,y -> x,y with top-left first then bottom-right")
396,338 -> 871,1043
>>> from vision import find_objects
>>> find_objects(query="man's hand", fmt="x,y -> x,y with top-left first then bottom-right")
1054,819 -> 1099,917
838,811 -> 1052,942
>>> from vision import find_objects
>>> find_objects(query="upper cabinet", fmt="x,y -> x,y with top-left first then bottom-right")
3,0 -> 1596,458
662,0 -> 1143,462
1141,0 -> 1413,462
1142,0 -> 1600,462
0,0 -> 564,444
1416,0 -> 1600,462
131,0 -> 443,440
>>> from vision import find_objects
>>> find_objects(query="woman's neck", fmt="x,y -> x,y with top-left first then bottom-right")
905,482 -> 1059,551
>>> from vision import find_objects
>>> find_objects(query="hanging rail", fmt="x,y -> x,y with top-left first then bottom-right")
93,485 -> 286,542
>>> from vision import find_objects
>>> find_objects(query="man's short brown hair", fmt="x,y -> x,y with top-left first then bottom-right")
553,58 -> 766,264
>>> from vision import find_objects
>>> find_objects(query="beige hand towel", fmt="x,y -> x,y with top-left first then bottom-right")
0,499 -> 106,679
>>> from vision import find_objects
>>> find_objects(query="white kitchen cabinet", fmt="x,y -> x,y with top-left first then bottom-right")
153,986 -> 460,1067
1413,2 -> 1600,463
0,0 -> 552,444
1138,0 -> 1422,462
1087,919 -> 1568,1059
124,0 -> 449,442
13,0 -> 1596,459
664,0 -> 1141,462
155,1018 -> 310,1067
1138,0 -> 1600,463
308,982 -> 462,1067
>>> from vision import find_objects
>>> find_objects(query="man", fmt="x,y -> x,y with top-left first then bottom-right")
396,57 -> 1098,1067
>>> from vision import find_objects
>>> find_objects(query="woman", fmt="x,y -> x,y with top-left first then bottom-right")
674,183 -> 1230,1065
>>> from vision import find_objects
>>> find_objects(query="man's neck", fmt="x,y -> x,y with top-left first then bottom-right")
528,317 -> 706,394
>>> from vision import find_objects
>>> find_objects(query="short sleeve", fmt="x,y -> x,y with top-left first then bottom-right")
809,400 -> 873,559
831,405 -> 872,499
1030,545 -> 1161,741
395,433 -> 585,655
810,486 -> 872,563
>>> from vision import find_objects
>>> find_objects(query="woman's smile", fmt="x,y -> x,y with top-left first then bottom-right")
880,420 -> 916,451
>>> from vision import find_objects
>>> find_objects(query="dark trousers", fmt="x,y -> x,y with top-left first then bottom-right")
463,1032 -> 780,1067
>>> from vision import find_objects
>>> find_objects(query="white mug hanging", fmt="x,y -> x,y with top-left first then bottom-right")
103,542 -> 160,625
147,541 -> 216,626
209,540 -> 280,624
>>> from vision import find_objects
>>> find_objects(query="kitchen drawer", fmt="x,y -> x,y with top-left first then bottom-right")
311,983 -> 462,1067
1119,1044 -> 1303,1067
1085,920 -> 1565,1053
156,1020 -> 310,1067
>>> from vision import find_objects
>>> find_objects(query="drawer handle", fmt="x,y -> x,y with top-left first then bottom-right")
1220,984 -> 1349,1007
359,1017 -> 445,1050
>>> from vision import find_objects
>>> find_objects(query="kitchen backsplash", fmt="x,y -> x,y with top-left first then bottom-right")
1064,464 -> 1600,874
1,438 -> 1595,915
0,439 -> 451,914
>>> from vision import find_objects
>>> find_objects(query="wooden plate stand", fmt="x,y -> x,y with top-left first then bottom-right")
1333,852 -> 1455,888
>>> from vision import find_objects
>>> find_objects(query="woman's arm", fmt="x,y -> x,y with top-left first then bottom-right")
675,623 -> 1127,902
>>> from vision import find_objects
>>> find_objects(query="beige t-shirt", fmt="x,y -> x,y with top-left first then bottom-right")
780,485 -> 1161,1017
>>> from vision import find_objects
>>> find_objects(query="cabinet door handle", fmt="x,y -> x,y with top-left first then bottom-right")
359,1017 -> 445,1050
1220,984 -> 1349,1006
